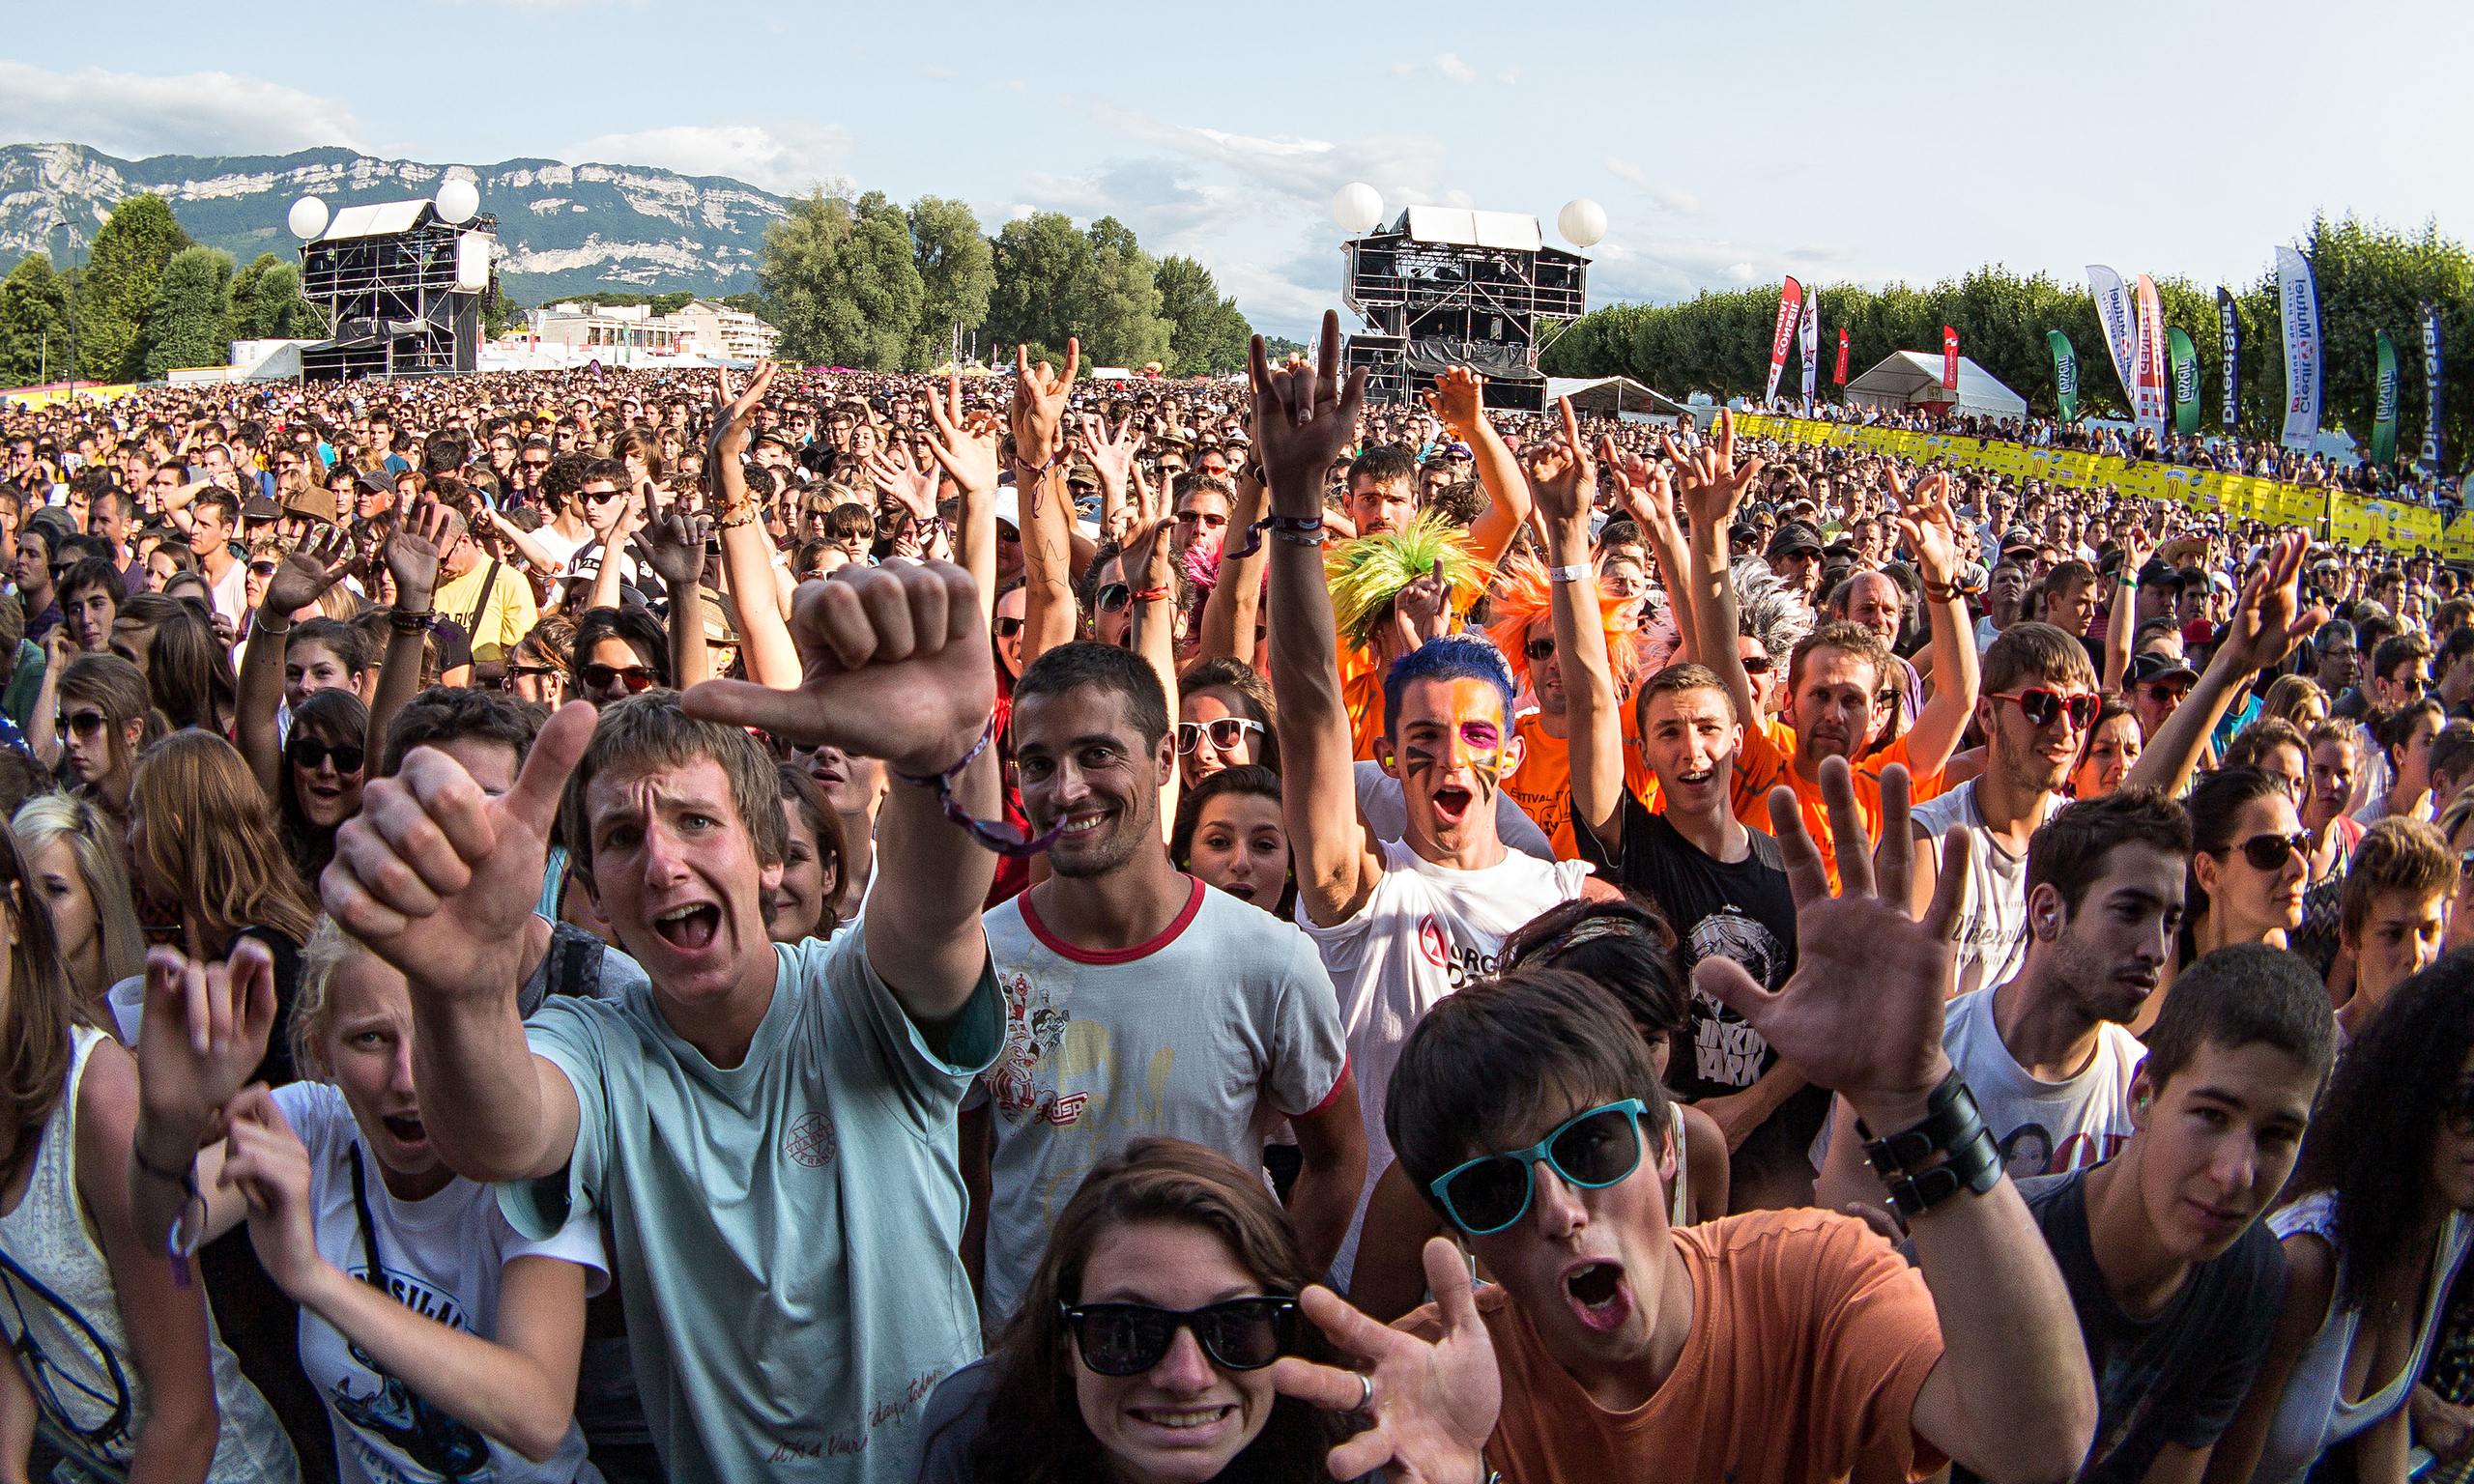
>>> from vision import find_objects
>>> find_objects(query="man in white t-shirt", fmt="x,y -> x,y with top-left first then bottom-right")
971,640 -> 1361,1321
1912,622 -> 2102,995
1256,336 -> 1598,1282
549,459 -> 656,611
1819,786 -> 2191,1207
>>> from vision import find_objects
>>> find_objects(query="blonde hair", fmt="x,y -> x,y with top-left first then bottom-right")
129,730 -> 319,954
289,918 -> 358,1082
10,792 -> 145,1003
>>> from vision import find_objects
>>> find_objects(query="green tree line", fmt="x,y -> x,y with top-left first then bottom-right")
1541,214 -> 2474,469
0,193 -> 323,385
756,189 -> 1253,376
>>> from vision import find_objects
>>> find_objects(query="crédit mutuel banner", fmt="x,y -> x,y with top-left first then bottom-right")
2086,265 -> 2141,411
2133,273 -> 2169,436
2276,245 -> 2322,453
1765,277 -> 1804,404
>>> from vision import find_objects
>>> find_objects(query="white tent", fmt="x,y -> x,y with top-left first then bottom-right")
1542,376 -> 1692,420
1843,352 -> 2028,423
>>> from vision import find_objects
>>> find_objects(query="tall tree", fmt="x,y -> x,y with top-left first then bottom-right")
75,193 -> 189,381
228,253 -> 322,340
1077,216 -> 1172,370
1155,255 -> 1251,375
141,246 -> 235,378
756,188 -> 923,370
907,195 -> 993,369
0,254 -> 72,385
984,211 -> 1090,366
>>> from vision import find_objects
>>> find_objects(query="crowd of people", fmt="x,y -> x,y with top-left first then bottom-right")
0,310 -> 2469,1484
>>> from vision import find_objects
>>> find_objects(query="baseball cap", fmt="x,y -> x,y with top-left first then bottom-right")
2127,651 -> 2199,688
1999,526 -> 2037,557
1766,521 -> 1823,560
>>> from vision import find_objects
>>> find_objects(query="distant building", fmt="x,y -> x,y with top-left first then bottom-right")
525,299 -> 781,362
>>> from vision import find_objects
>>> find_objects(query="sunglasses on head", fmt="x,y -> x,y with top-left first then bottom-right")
500,663 -> 562,690
1428,1099 -> 1649,1236
2231,830 -> 2312,872
1058,1297 -> 1297,1377
582,663 -> 659,694
286,737 -> 364,774
1990,688 -> 2099,730
1175,717 -> 1262,756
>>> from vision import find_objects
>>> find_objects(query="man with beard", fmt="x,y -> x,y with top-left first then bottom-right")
1683,414 -> 1978,876
1818,788 -> 2183,1209
1257,320 -> 1597,1285
1272,760 -> 2095,1484
1831,567 -> 1924,735
1912,623 -> 2102,996
967,640 -> 1362,1324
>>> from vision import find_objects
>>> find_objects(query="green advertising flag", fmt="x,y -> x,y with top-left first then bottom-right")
2166,328 -> 2201,436
2373,328 -> 2400,465
2047,329 -> 2079,422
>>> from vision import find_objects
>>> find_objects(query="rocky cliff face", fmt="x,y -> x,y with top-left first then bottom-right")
0,143 -> 791,303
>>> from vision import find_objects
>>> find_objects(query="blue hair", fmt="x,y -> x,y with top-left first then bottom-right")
1381,634 -> 1516,740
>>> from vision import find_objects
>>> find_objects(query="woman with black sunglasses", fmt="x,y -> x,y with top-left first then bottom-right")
2212,955 -> 2474,1481
916,1138 -> 1355,1484
275,687 -> 371,886
2175,766 -> 2312,982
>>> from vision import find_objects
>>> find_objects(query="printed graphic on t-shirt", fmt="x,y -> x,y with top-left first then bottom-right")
334,1264 -> 490,1482
1683,910 -> 1788,1091
990,970 -> 1079,1127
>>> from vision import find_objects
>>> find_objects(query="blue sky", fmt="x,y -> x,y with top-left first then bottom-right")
4,0 -> 2469,339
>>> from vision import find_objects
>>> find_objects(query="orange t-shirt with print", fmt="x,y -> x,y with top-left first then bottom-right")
1730,719 -> 1945,886
1401,1208 -> 1948,1484
1504,710 -> 1657,861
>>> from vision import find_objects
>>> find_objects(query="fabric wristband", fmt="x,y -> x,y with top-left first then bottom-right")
1546,562 -> 1592,585
889,715 -> 1062,860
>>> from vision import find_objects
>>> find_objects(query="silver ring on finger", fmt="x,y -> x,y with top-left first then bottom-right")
1356,1371 -> 1373,1413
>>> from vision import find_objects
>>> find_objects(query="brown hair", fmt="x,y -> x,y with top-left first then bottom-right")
1981,620 -> 2097,696
1631,660 -> 1738,733
557,690 -> 788,878
2223,718 -> 2309,774
0,819 -> 86,1194
1786,618 -> 1892,698
130,730 -> 319,955
967,1138 -> 1342,1484
2340,816 -> 2454,941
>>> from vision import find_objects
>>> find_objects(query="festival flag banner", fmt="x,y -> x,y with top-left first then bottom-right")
1798,293 -> 1819,410
1833,328 -> 1850,386
2167,328 -> 2201,436
1941,326 -> 1960,391
2276,245 -> 2323,453
2047,330 -> 2080,422
1764,278 -> 1804,404
2087,265 -> 2142,409
2421,301 -> 2447,475
2446,511 -> 2474,562
2218,288 -> 2243,431
2373,329 -> 2401,466
2133,274 -> 2169,435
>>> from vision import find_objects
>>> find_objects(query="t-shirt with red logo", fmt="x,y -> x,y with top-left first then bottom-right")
1296,837 -> 1593,1284
974,877 -> 1351,1324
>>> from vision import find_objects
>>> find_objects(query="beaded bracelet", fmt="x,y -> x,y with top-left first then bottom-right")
890,715 -> 1063,859
716,503 -> 762,530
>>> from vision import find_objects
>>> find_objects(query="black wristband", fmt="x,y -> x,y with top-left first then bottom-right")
1855,1069 -> 2005,1215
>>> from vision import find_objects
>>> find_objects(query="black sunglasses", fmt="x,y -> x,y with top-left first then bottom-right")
286,737 -> 365,774
1057,1297 -> 1297,1377
58,709 -> 105,738
1094,583 -> 1132,614
1991,688 -> 2099,730
581,663 -> 659,695
993,615 -> 1023,640
2232,830 -> 2312,872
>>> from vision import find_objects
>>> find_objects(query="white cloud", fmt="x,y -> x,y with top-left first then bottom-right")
1602,155 -> 1699,215
1498,69 -> 1520,86
1722,262 -> 1756,282
1390,61 -> 1420,77
1436,53 -> 1478,84
561,122 -> 850,196
0,61 -> 366,159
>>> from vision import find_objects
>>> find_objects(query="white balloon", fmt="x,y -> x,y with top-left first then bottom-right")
1331,182 -> 1384,235
435,177 -> 481,225
1558,198 -> 1607,249
287,195 -> 331,241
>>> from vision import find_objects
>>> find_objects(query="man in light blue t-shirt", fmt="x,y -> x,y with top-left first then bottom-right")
323,562 -> 1007,1482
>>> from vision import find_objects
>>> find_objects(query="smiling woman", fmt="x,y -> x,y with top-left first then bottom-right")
915,1138 -> 1355,1484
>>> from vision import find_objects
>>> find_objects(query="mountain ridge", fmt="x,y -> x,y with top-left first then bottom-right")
0,141 -> 793,305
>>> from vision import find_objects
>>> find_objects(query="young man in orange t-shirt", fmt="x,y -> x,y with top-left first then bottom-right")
1263,756 -> 2096,1484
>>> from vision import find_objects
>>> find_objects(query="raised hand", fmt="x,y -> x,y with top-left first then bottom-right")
214,1088 -> 325,1298
1076,414 -> 1140,494
1421,366 -> 1487,443
1600,437 -> 1680,547
1387,571 -> 1452,656
134,939 -> 279,1147
1659,407 -> 1765,536
1011,339 -> 1080,470
1251,309 -> 1366,515
1121,514 -> 1177,600
1269,1238 -> 1500,1484
637,486 -> 711,594
708,361 -> 779,476
2211,528 -> 2323,676
1694,759 -> 1970,1129
681,562 -> 994,777
263,526 -> 352,617
865,444 -> 939,524
920,366 -> 1000,498
1522,396 -> 1594,528
385,500 -> 450,612
1885,469 -> 1961,585
323,700 -> 598,997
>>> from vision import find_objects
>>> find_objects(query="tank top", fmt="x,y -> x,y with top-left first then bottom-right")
2254,1191 -> 2474,1483
1910,782 -> 2038,997
0,1026 -> 297,1481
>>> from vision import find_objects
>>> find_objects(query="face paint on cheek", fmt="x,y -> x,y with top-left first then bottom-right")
1401,742 -> 1439,780
1459,722 -> 1504,796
